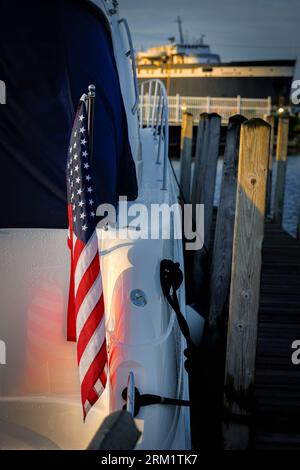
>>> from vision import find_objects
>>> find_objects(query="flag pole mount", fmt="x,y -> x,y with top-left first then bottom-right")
87,84 -> 96,163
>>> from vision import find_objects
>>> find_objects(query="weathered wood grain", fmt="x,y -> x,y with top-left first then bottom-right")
223,118 -> 271,450
273,117 -> 289,225
202,113 -> 221,248
190,113 -> 220,305
264,115 -> 275,216
191,113 -> 208,207
179,111 -> 193,202
208,115 -> 246,346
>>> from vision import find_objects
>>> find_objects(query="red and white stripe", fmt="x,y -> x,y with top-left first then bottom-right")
67,207 -> 107,419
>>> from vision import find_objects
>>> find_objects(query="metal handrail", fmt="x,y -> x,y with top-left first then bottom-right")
118,18 -> 139,115
139,79 -> 169,190
155,94 -> 272,124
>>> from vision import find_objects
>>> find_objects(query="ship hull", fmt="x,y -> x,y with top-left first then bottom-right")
137,60 -> 296,105
149,76 -> 293,105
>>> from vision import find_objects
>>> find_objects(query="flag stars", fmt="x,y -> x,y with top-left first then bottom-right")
67,104 -> 97,239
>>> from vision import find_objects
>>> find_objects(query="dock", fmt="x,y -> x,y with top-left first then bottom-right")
177,111 -> 300,450
254,222 -> 300,450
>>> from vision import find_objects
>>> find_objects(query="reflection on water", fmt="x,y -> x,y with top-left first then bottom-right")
272,156 -> 300,237
172,155 -> 300,237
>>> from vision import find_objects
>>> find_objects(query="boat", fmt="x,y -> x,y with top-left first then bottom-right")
136,17 -> 296,106
0,0 -> 201,450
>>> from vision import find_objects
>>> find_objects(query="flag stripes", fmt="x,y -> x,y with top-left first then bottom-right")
66,97 -> 107,419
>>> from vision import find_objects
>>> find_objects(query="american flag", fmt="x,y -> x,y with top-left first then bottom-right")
66,96 -> 107,419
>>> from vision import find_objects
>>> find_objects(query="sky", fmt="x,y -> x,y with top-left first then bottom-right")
119,0 -> 300,76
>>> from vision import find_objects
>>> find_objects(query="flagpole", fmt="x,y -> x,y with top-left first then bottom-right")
87,84 -> 96,163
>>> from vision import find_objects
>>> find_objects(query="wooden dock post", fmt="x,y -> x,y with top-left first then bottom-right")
223,118 -> 270,450
191,113 -> 208,208
273,116 -> 289,225
208,115 -> 246,346
200,113 -> 221,248
179,111 -> 193,202
264,115 -> 275,216
188,113 -> 220,305
190,113 -> 221,243
198,115 -> 246,450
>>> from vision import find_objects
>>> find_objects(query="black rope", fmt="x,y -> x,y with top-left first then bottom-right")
160,259 -> 199,374
160,259 -> 196,350
121,259 -> 197,417
122,387 -> 190,418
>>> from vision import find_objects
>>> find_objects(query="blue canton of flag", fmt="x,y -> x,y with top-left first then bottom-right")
67,98 -> 96,241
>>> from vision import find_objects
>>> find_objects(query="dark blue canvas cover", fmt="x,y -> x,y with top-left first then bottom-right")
0,0 -> 138,228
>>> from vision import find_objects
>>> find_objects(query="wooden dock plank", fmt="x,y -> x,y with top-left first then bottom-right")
253,222 -> 300,450
200,210 -> 300,450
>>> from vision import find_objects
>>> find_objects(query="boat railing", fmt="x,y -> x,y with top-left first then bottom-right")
139,79 -> 169,190
118,17 -> 139,114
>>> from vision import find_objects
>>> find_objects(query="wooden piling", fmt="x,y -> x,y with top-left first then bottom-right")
189,113 -> 220,305
179,111 -> 193,202
191,113 -> 208,208
208,115 -> 246,346
196,113 -> 221,248
198,115 -> 246,450
223,118 -> 271,450
264,115 -> 275,216
273,116 -> 289,225
190,113 -> 221,242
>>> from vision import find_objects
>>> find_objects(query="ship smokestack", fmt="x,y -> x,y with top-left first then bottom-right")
176,16 -> 184,45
